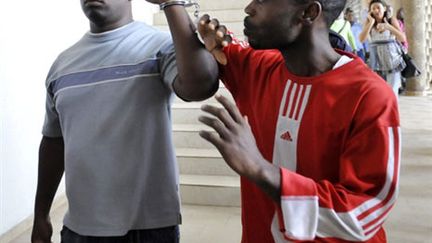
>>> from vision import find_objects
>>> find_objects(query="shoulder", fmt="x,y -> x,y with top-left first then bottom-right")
129,21 -> 172,43
335,60 -> 399,126
348,61 -> 396,107
223,42 -> 283,69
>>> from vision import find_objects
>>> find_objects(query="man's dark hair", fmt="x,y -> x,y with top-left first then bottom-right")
294,0 -> 347,27
320,0 -> 348,27
345,7 -> 354,15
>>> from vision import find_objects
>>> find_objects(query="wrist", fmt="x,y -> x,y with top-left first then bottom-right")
160,0 -> 199,17
159,0 -> 196,10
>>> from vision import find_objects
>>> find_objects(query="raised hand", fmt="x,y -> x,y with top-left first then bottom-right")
198,95 -> 267,178
377,18 -> 391,33
197,14 -> 232,65
367,12 -> 376,26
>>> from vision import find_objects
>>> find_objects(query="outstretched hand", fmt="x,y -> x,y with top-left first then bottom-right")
197,15 -> 232,65
198,95 -> 266,178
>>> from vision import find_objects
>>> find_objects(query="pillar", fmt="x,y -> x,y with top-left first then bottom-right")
402,0 -> 428,96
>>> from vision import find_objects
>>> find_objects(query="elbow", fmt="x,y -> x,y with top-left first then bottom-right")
398,35 -> 407,44
174,76 -> 220,102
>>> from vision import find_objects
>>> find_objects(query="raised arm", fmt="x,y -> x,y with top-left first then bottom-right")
386,18 -> 407,43
31,136 -> 65,243
147,0 -> 220,101
359,13 -> 375,43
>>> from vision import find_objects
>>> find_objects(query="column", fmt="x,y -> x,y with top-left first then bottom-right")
402,0 -> 428,96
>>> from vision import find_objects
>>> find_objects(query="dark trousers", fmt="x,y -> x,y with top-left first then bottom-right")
60,226 -> 179,243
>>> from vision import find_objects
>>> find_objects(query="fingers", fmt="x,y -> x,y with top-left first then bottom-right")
199,14 -> 210,26
199,114 -> 230,137
197,15 -> 232,65
198,15 -> 231,46
214,95 -> 244,124
219,29 -> 232,47
209,18 -> 220,30
199,130 -> 224,150
200,104 -> 237,130
212,50 -> 228,65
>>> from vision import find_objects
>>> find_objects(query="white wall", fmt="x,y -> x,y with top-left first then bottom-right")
0,0 -> 157,236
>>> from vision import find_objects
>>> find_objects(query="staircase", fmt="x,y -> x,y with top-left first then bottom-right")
172,90 -> 241,207
153,0 -> 250,207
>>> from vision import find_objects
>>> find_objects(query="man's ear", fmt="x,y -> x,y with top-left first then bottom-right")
302,1 -> 322,25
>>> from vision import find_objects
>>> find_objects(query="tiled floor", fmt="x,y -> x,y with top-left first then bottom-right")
9,204 -> 242,243
7,96 -> 432,243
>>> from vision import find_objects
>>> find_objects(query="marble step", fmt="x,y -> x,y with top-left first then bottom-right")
173,124 -> 216,149
176,148 -> 236,176
180,174 -> 241,207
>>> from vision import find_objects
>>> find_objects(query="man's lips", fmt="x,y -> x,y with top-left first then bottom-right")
84,0 -> 104,5
243,18 -> 254,37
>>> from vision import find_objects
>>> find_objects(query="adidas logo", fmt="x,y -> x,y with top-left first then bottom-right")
280,131 -> 293,141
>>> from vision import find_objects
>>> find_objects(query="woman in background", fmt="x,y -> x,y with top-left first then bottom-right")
359,0 -> 406,96
397,7 -> 409,51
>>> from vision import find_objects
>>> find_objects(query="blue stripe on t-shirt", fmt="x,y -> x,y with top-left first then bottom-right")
49,59 -> 160,94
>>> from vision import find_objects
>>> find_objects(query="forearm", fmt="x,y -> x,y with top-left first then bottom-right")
34,137 -> 65,218
247,158 -> 281,202
388,24 -> 406,43
359,23 -> 372,43
163,5 -> 219,101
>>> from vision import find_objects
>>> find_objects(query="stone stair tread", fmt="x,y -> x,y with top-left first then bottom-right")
180,174 -> 240,188
176,147 -> 221,158
173,124 -> 213,131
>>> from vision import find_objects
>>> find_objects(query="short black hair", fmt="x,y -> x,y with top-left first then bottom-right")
295,0 -> 347,27
320,0 -> 348,27
345,7 -> 353,14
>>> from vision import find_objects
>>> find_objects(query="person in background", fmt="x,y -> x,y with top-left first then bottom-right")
396,8 -> 408,51
359,0 -> 406,97
330,11 -> 357,52
329,29 -> 353,52
345,7 -> 367,61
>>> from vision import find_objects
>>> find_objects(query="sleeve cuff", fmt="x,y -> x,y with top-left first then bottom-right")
275,167 -> 319,241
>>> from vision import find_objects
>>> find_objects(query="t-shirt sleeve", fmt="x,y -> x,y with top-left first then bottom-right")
275,82 -> 401,241
219,39 -> 255,98
42,80 -> 63,138
157,37 -> 178,91
220,39 -> 282,99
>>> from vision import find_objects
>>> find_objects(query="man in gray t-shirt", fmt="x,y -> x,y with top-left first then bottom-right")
31,0 -> 219,242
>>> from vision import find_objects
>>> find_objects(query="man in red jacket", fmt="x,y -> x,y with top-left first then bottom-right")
197,0 -> 400,242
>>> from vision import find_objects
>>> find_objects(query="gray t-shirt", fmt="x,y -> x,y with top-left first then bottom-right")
42,21 -> 180,236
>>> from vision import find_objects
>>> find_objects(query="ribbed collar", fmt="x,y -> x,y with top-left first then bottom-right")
84,21 -> 142,42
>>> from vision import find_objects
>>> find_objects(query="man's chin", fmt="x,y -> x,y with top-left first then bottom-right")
248,39 -> 265,50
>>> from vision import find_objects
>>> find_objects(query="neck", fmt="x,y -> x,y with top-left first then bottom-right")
90,15 -> 134,33
280,31 -> 341,77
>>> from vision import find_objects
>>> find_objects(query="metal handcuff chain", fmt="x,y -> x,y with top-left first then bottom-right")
159,0 -> 200,19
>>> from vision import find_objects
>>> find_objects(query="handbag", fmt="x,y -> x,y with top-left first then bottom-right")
401,52 -> 421,78
397,42 -> 421,78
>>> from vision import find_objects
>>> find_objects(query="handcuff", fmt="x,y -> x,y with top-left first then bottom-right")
159,0 -> 200,19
